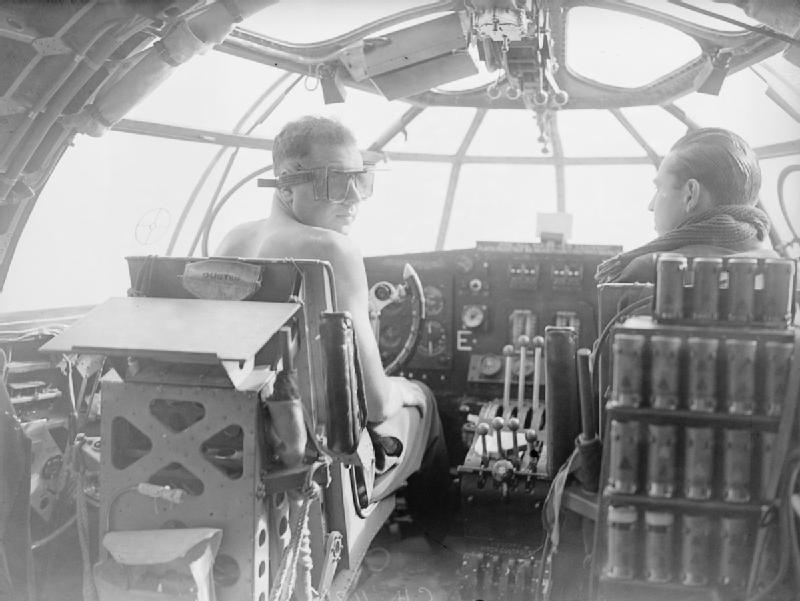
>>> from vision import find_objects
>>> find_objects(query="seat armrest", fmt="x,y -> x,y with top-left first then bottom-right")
319,312 -> 367,459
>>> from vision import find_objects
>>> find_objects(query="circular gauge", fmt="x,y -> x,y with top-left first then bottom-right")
462,304 -> 486,328
417,321 -> 447,357
423,285 -> 444,316
379,324 -> 403,350
512,357 -> 535,378
478,354 -> 503,377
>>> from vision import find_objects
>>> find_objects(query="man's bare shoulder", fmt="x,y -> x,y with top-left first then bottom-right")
216,219 -> 269,257
218,216 -> 363,269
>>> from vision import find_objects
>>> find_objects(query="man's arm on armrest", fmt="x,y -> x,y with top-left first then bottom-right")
323,236 -> 419,422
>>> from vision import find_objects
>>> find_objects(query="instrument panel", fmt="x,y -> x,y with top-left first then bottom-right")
365,240 -> 621,397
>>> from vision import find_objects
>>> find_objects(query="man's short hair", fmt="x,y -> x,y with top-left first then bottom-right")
272,116 -> 357,174
668,127 -> 761,207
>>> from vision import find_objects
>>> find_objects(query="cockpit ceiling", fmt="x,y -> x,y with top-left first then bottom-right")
224,0 -> 790,110
0,0 -> 798,292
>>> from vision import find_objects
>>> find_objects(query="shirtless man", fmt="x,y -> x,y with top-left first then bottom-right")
217,116 -> 448,514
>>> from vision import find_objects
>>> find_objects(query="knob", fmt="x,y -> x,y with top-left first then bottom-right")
374,282 -> 392,301
491,459 -> 514,483
518,334 -> 530,348
532,335 -> 545,349
469,278 -> 483,292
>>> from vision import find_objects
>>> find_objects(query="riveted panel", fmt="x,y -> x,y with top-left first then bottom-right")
100,375 -> 268,600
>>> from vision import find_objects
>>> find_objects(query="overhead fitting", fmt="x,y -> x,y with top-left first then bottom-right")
469,0 -> 567,152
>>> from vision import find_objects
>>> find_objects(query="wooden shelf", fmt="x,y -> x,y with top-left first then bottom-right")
606,406 -> 779,430
604,491 -> 766,514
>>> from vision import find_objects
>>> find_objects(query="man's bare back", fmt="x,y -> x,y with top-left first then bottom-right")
215,115 -> 447,511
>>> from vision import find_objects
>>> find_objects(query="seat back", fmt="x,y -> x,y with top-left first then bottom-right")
126,256 -> 335,429
126,256 -> 391,576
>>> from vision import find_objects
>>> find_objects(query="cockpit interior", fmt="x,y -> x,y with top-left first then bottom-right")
0,1 -> 799,601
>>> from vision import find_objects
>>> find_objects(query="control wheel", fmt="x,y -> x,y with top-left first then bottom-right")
368,263 -> 425,375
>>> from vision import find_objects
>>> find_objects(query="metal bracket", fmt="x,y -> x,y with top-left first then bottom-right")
261,460 -> 331,496
339,42 -> 368,81
32,37 -> 71,55
0,97 -> 25,117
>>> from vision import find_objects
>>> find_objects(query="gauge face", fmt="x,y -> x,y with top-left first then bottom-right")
379,324 -> 403,350
417,321 -> 447,357
512,357 -> 535,378
478,354 -> 503,377
423,285 -> 444,316
462,304 -> 486,328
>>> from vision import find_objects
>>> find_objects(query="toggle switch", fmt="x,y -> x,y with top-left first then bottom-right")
492,416 -> 505,458
517,335 -> 530,419
531,335 -> 545,424
502,344 -> 515,416
477,422 -> 490,467
525,429 -> 539,463
507,417 -> 520,466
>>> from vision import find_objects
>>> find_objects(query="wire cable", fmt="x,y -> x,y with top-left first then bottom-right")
590,296 -> 653,399
199,164 -> 274,256
745,450 -> 800,600
167,72 -> 293,255
30,515 -> 77,551
188,74 -> 303,257
777,165 -> 800,245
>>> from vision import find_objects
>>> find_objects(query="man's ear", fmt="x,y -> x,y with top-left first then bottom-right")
277,185 -> 294,207
683,178 -> 702,213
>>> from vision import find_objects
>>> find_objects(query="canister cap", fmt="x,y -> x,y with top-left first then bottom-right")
692,257 -> 723,266
727,257 -> 758,266
763,257 -> 796,273
644,511 -> 674,526
608,506 -> 637,523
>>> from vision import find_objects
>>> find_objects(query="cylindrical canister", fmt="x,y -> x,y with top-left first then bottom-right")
609,420 -> 641,493
611,334 -> 645,407
691,257 -> 722,320
764,341 -> 793,416
681,515 -> 712,586
684,426 -> 714,500
760,431 -> 776,500
687,337 -> 719,412
650,336 -> 682,410
761,258 -> 796,325
722,429 -> 752,503
655,254 -> 687,320
719,517 -> 751,588
726,257 -> 757,322
644,511 -> 675,583
724,339 -> 757,415
647,424 -> 677,497
605,506 -> 638,580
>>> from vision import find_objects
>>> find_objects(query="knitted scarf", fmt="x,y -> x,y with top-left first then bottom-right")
595,205 -> 770,284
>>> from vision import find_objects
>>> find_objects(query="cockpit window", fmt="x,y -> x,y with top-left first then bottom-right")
621,0 -> 761,32
239,0 -> 444,44
566,7 -> 702,88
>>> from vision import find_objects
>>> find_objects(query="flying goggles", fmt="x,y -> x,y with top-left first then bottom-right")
258,167 -> 375,204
